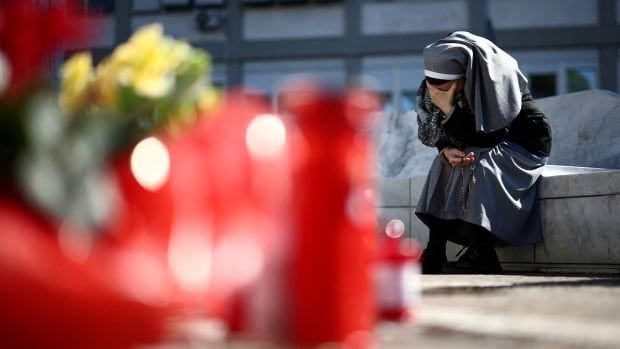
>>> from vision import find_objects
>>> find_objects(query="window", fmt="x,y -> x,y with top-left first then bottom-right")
530,73 -> 557,99
196,0 -> 226,6
161,0 -> 192,10
242,0 -> 273,5
83,0 -> 114,14
511,50 -> 598,97
528,67 -> 597,99
566,67 -> 596,93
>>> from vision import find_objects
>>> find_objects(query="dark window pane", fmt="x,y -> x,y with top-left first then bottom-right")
530,74 -> 556,99
567,67 -> 596,93
276,0 -> 309,4
161,0 -> 191,8
196,0 -> 226,6
242,0 -> 274,6
86,0 -> 115,14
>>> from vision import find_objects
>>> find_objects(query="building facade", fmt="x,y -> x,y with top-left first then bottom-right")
74,0 -> 620,111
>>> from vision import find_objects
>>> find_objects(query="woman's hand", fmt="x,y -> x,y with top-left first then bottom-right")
441,148 -> 475,167
426,80 -> 458,117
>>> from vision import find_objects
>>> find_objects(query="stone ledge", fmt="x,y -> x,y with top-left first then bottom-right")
537,194 -> 620,264
539,165 -> 620,198
376,165 -> 620,270
500,263 -> 620,275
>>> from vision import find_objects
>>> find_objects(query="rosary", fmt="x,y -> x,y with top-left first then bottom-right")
460,163 -> 476,214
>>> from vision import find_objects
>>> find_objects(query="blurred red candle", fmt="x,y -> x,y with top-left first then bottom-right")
375,222 -> 421,323
282,83 -> 379,347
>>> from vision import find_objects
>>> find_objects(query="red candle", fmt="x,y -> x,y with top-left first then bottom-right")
375,230 -> 421,323
282,82 -> 379,347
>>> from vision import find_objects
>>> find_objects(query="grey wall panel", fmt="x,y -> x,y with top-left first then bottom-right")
490,0 -> 597,29
244,5 -> 344,40
362,0 -> 468,35
133,0 -> 160,12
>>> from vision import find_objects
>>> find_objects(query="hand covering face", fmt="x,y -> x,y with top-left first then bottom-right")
423,31 -> 528,133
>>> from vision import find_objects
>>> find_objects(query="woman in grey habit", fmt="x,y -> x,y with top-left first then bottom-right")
415,31 -> 552,274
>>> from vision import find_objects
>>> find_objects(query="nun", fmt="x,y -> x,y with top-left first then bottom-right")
415,31 -> 552,274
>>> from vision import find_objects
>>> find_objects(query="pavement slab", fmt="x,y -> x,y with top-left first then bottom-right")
378,274 -> 620,349
145,274 -> 620,348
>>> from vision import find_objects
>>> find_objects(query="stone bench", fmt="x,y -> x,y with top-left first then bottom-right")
376,165 -> 620,274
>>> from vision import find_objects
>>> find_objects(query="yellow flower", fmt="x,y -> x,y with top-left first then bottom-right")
77,23 -> 212,122
126,25 -> 179,98
59,52 -> 93,113
93,59 -> 119,109
169,41 -> 192,67
96,23 -> 191,104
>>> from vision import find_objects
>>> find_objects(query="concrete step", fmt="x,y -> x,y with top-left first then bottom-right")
375,165 -> 620,273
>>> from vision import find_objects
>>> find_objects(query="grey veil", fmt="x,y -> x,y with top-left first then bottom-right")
423,31 -> 528,133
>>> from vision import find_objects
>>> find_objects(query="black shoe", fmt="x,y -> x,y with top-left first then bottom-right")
421,248 -> 447,274
442,245 -> 502,274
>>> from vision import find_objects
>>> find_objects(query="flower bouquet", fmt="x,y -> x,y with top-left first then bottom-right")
18,23 -> 217,230
0,3 -> 230,347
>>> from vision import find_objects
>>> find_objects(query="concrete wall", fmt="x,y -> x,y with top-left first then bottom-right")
244,5 -> 344,40
362,0 -> 468,35
536,167 -> 620,265
489,0 -> 598,29
133,0 -> 159,12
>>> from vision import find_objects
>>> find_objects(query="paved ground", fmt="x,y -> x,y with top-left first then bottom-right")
379,274 -> 620,349
147,274 -> 620,348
